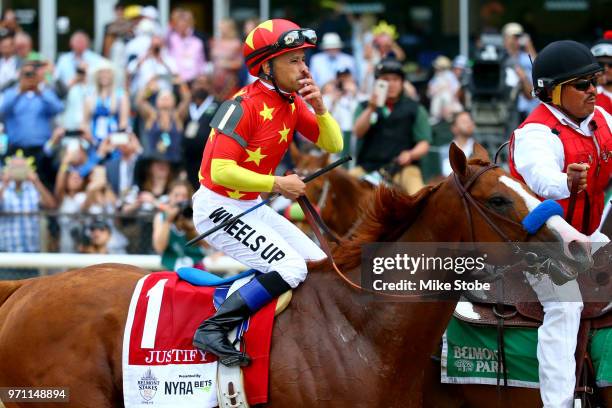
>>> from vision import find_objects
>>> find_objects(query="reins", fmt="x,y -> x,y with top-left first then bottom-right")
298,163 -> 530,298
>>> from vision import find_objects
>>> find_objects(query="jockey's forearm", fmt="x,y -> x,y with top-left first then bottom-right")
315,112 -> 343,153
211,158 -> 275,192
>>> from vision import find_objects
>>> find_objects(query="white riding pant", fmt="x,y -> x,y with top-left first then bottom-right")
193,187 -> 326,288
527,231 -> 610,408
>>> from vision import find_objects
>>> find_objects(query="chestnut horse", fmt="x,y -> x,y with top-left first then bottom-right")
0,144 -> 593,407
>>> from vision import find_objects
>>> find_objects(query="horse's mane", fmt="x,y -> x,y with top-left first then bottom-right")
331,183 -> 441,270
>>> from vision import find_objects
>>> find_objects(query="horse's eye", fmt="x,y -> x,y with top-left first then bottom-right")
487,196 -> 511,209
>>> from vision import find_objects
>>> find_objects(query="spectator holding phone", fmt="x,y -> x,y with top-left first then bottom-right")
127,34 -> 177,95
61,61 -> 89,131
309,33 -> 357,91
0,61 -> 64,188
0,152 -> 57,253
352,58 -> 431,194
136,76 -> 190,163
501,22 -> 538,121
54,31 -> 102,91
135,156 -> 174,210
321,69 -> 359,161
80,165 -> 128,254
82,59 -> 130,146
54,148 -> 87,252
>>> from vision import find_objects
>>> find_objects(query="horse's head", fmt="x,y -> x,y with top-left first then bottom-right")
448,142 -> 593,281
291,145 -> 373,237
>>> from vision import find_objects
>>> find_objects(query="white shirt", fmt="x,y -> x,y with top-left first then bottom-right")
55,50 -> 103,86
0,55 -> 18,89
442,138 -> 475,176
309,51 -> 357,88
513,104 -> 612,200
127,53 -> 177,94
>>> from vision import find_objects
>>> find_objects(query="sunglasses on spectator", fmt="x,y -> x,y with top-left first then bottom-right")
600,61 -> 612,69
568,77 -> 598,92
246,29 -> 317,68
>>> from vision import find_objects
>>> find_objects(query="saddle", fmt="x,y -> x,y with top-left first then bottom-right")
177,267 -> 292,408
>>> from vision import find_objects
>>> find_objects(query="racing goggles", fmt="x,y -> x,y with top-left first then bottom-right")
246,29 -> 317,68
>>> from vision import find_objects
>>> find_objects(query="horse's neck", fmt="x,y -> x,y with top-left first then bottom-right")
336,183 -> 463,359
293,181 -> 464,367
326,170 -> 369,232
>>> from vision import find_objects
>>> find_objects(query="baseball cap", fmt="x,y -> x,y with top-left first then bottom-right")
502,22 -> 524,37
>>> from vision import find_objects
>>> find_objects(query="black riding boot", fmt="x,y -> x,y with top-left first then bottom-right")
193,271 -> 291,367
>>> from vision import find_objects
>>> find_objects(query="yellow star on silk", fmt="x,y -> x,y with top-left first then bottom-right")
227,189 -> 245,199
259,103 -> 274,121
245,147 -> 267,166
278,123 -> 291,143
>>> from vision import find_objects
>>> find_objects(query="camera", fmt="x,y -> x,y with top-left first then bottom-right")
175,200 -> 193,219
76,67 -> 86,76
70,225 -> 91,248
151,45 -> 161,55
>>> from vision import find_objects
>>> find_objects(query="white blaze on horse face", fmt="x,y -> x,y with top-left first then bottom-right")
499,176 -> 590,255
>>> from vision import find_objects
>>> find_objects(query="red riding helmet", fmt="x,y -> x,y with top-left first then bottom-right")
243,19 -> 317,76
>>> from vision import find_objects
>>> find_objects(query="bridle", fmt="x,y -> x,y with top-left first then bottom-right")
452,163 -> 557,276
297,162 -> 552,297
452,164 -> 526,253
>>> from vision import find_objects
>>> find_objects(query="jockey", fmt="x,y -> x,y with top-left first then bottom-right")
508,40 -> 612,407
191,19 -> 343,367
591,40 -> 612,114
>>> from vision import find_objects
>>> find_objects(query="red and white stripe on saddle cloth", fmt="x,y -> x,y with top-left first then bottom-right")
122,272 -> 277,407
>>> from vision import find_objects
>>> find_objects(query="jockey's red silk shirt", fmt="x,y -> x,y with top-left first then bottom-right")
198,81 -> 321,200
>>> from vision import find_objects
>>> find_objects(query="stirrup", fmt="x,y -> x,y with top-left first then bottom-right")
219,353 -> 251,367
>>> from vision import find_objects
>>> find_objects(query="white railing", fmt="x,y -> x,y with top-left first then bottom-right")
0,253 -> 247,274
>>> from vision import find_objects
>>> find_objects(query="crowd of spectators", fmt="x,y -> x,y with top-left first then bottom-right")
0,4 -> 608,273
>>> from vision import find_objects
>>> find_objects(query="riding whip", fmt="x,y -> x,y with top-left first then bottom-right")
186,155 -> 352,247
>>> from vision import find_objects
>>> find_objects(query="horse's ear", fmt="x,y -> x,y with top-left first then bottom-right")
449,142 -> 468,177
471,142 -> 490,162
289,143 -> 301,165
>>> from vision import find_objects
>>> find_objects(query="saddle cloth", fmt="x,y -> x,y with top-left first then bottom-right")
122,272 -> 277,407
442,315 -> 612,388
